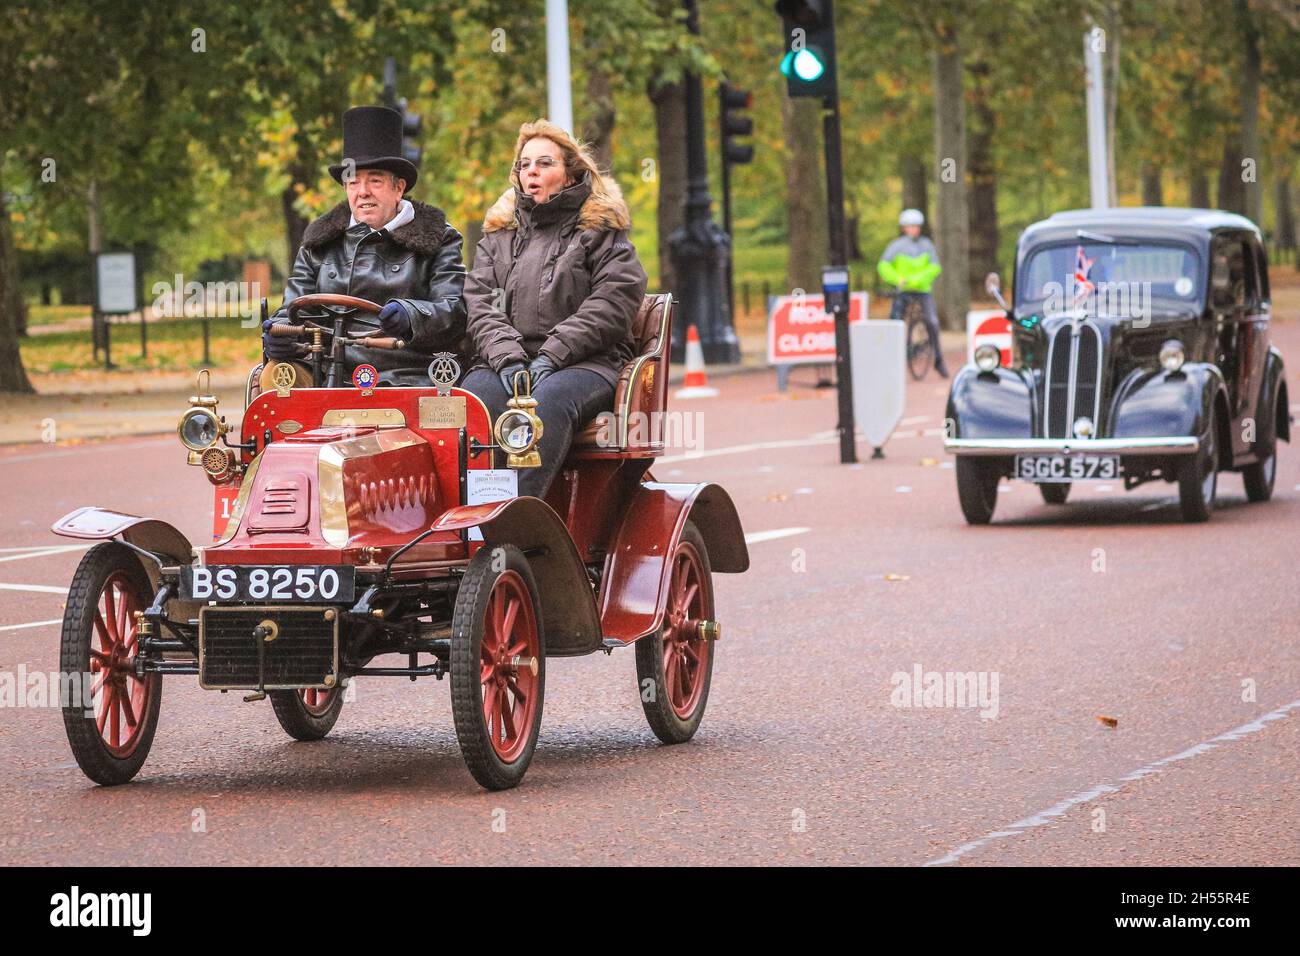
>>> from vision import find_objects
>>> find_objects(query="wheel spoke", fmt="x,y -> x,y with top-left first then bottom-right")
96,688 -> 111,735
93,610 -> 110,649
483,686 -> 498,740
506,676 -> 526,705
119,686 -> 137,728
499,597 -> 519,643
109,691 -> 121,748
116,585 -> 130,644
499,688 -> 516,742
664,649 -> 679,699
103,586 -> 119,645
679,581 -> 699,616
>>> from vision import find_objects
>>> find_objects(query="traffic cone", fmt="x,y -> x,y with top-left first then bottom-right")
674,324 -> 719,399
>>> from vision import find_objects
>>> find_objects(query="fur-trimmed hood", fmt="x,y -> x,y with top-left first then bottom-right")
302,199 -> 450,254
482,175 -> 631,234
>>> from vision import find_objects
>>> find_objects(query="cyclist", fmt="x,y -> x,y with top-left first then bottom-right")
878,208 -> 948,378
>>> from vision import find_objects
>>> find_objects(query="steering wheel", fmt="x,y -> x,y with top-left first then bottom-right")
285,293 -> 383,325
268,294 -> 406,387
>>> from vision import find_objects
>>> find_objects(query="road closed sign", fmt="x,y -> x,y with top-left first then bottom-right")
966,309 -> 1012,368
768,291 -> 869,366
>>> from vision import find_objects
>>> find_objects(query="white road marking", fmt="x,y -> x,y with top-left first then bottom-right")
0,438 -> 171,466
661,434 -> 837,464
0,583 -> 69,594
925,697 -> 1300,866
0,618 -> 62,633
895,486 -> 912,494
0,545 -> 91,564
743,527 -> 810,545
899,415 -> 930,426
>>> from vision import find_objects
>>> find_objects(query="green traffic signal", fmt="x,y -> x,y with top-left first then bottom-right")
779,47 -> 826,83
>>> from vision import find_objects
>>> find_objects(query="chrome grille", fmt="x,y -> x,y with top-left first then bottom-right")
1043,322 -> 1103,438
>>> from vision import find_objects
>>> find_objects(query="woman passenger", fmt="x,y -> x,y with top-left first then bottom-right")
462,119 -> 648,498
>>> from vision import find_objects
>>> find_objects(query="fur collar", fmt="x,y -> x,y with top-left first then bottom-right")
302,199 -> 449,254
482,175 -> 632,234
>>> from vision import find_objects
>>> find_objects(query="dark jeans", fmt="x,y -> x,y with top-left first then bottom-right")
462,367 -> 614,499
890,291 -> 948,373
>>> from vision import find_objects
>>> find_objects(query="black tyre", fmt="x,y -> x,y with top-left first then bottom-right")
1039,482 -> 1071,505
956,457 -> 1000,525
60,542 -> 162,786
1242,390 -> 1278,503
269,686 -> 344,741
450,544 -> 545,791
635,522 -> 716,744
1178,404 -> 1218,522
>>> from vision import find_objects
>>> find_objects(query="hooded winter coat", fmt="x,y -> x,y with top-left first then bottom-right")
464,174 -> 647,387
272,199 -> 467,385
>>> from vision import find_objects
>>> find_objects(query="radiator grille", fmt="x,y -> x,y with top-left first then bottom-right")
1043,322 -> 1103,439
199,607 -> 338,690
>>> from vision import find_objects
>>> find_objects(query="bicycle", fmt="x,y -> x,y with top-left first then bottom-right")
887,291 -> 935,381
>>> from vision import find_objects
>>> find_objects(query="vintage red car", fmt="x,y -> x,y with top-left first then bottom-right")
50,293 -> 748,790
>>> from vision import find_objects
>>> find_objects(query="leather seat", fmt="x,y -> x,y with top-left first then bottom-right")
571,293 -> 672,457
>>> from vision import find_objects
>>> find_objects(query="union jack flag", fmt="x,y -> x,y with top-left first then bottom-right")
1073,245 -> 1095,303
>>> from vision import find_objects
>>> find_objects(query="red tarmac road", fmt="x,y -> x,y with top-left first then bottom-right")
0,328 -> 1297,866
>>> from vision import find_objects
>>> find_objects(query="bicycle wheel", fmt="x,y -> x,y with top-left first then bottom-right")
905,301 -> 933,381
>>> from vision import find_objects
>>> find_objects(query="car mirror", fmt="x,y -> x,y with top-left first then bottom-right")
985,272 -> 1008,311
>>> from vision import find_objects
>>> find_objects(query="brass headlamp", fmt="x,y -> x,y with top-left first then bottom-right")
179,369 -> 229,460
493,370 -> 543,469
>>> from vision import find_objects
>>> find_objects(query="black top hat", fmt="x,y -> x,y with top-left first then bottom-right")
328,106 -> 419,191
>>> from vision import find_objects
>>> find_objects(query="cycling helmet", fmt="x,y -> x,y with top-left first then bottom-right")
899,208 -> 925,227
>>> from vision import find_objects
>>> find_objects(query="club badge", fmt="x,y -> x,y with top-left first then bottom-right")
352,364 -> 378,392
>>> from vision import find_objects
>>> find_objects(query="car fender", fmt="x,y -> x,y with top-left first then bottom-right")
1111,363 -> 1226,440
598,481 -> 748,645
432,497 -> 603,657
51,506 -> 195,600
1259,347 -> 1290,443
946,364 -> 1037,439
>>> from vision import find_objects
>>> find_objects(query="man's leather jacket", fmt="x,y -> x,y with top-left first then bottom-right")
272,199 -> 467,385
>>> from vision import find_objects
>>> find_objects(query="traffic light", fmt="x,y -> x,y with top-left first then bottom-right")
399,97 -> 423,169
775,0 -> 837,99
720,84 -> 754,166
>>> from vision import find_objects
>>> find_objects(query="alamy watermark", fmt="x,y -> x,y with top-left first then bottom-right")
890,663 -> 1000,720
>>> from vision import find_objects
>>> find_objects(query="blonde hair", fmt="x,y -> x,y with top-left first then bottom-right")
510,119 -> 603,192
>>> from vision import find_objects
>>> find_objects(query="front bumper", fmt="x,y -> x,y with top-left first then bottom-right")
944,437 -> 1200,457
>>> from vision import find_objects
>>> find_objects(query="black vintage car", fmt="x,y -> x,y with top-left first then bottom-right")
945,207 -> 1288,523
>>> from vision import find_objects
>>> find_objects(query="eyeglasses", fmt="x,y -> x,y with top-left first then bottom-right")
513,157 -> 561,173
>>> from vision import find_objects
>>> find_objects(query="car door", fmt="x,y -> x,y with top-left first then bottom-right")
1210,233 -> 1251,457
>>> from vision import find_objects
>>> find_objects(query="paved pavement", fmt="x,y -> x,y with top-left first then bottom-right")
0,328 -> 1296,865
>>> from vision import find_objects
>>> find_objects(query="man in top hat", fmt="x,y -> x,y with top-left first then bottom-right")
261,106 -> 467,386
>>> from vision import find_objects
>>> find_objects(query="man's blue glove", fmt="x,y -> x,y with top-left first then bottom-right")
262,319 -> 300,361
528,352 -> 560,390
498,361 -> 529,396
378,300 -> 414,340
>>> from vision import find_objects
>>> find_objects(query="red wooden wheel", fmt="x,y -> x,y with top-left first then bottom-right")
478,570 -> 541,763
660,544 -> 712,720
89,570 -> 155,758
635,521 -> 715,744
451,544 -> 546,790
61,543 -> 163,785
